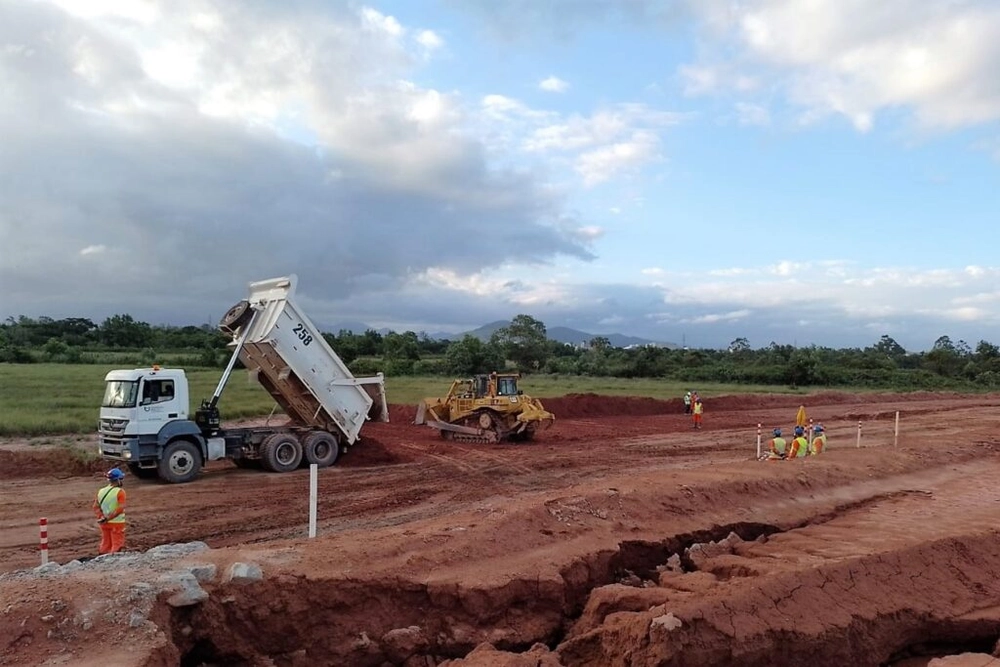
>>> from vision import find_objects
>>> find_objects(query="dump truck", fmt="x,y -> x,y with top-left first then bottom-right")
97,275 -> 388,483
415,372 -> 554,443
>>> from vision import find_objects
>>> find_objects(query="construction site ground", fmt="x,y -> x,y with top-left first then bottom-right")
3,390 -> 1000,666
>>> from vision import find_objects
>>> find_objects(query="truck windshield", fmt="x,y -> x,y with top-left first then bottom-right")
103,381 -> 139,408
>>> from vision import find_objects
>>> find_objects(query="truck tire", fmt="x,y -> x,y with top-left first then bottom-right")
220,299 -> 253,332
303,431 -> 339,468
127,463 -> 159,480
157,440 -> 202,484
261,433 -> 303,473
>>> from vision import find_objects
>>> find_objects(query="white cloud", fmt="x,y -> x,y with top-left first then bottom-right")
574,225 -> 605,240
79,244 -> 106,256
685,0 -> 1000,130
708,267 -> 753,277
539,76 -> 569,93
576,130 -> 662,186
480,98 -> 685,186
736,102 -> 770,126
684,309 -> 751,324
360,7 -> 403,38
415,29 -> 443,50
767,260 -> 803,276
937,307 -> 987,322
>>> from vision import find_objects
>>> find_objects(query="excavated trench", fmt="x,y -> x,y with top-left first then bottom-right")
148,514 -> 1000,667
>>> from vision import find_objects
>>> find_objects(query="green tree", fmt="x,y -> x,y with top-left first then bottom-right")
99,314 -> 153,348
358,329 -> 383,356
383,332 -> 421,361
43,337 -> 69,361
728,337 -> 751,360
491,314 -> 549,372
445,335 -> 505,375
589,336 -> 612,352
873,335 -> 906,360
924,335 -> 960,377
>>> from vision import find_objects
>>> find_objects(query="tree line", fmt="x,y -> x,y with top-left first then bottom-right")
3,314 -> 999,389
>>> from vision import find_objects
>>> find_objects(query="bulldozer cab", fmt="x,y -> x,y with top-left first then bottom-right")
495,374 -> 519,397
470,372 -> 522,399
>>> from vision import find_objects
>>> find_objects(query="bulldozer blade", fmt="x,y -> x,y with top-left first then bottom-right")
414,401 -> 426,425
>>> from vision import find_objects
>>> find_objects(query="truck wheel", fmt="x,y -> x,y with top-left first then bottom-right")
220,299 -> 253,332
303,432 -> 339,468
127,463 -> 159,480
261,433 -> 303,473
157,440 -> 202,483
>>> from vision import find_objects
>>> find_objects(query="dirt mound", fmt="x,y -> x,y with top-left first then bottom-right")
0,448 -> 107,480
344,436 -> 412,467
390,403 -> 418,423
542,393 -> 674,419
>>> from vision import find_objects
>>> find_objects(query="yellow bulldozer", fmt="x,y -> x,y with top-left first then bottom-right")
415,372 -> 555,443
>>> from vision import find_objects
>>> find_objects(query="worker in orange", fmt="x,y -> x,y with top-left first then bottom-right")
810,424 -> 827,455
767,428 -> 787,460
692,399 -> 703,429
93,468 -> 127,554
788,426 -> 809,458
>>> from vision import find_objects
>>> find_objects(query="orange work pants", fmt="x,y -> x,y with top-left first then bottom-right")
99,523 -> 126,555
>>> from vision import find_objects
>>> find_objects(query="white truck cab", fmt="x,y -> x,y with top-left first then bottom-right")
98,366 -> 191,473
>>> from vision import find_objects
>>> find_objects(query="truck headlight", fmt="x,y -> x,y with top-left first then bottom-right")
123,450 -> 132,460
97,446 -> 103,455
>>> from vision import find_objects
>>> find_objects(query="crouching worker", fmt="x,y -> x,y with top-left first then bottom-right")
767,428 -> 787,460
93,468 -> 127,555
810,424 -> 827,455
788,426 -> 809,458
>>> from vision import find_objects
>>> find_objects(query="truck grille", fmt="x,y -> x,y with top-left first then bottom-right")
100,418 -> 129,434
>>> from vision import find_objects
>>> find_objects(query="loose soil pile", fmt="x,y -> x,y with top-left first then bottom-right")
2,391 -> 1000,666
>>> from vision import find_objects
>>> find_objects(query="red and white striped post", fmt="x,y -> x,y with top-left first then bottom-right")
808,418 -> 814,446
756,423 -> 762,459
856,420 -> 862,449
39,518 -> 49,565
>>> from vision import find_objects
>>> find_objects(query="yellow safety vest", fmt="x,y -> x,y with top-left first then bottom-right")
693,403 -> 703,415
97,484 -> 126,523
811,434 -> 827,454
770,437 -> 786,454
791,436 -> 809,458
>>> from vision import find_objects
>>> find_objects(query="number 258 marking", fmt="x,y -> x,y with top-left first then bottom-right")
292,323 -> 313,346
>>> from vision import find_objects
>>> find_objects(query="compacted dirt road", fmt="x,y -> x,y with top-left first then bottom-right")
2,390 -> 1000,666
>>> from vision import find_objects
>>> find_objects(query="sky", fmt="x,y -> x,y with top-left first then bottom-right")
1,0 -> 998,351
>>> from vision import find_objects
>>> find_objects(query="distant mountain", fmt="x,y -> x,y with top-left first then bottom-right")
324,320 -> 377,334
322,318 -> 676,349
450,320 -> 676,349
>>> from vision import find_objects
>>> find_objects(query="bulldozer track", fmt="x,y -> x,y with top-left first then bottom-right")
444,432 -> 500,445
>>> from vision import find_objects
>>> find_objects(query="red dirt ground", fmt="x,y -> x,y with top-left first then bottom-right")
3,390 -> 1000,666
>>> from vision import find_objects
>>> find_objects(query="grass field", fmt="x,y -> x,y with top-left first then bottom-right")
0,363 -> 807,436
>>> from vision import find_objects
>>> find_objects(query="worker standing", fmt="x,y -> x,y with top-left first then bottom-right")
788,426 -> 809,458
93,469 -> 127,555
692,399 -> 703,429
767,428 -> 787,460
810,425 -> 827,455
683,391 -> 692,414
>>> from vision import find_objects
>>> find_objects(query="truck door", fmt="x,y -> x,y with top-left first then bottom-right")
137,376 -> 182,433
